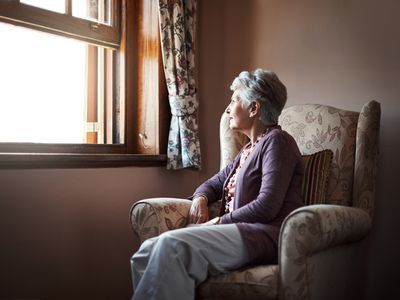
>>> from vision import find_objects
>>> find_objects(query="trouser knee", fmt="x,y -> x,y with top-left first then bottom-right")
131,236 -> 158,266
157,230 -> 188,257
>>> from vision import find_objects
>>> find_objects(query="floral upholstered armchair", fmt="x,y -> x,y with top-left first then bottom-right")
130,101 -> 380,300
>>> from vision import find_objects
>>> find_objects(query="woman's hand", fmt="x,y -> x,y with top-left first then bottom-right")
202,217 -> 221,226
188,196 -> 209,224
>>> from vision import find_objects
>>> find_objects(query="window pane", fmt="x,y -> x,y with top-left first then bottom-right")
0,22 -> 121,144
21,0 -> 65,14
72,0 -> 112,25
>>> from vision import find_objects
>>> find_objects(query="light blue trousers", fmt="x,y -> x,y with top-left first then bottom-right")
131,224 -> 249,300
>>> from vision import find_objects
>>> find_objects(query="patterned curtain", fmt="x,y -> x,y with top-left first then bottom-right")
158,0 -> 201,170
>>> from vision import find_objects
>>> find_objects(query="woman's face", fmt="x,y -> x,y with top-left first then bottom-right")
225,90 -> 252,131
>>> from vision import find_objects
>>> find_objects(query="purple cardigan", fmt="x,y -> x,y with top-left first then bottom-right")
194,127 -> 304,264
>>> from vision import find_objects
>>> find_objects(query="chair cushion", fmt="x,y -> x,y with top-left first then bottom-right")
279,104 -> 359,206
301,149 -> 333,205
197,265 -> 279,300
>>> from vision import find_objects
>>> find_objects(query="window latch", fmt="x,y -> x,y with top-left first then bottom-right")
90,23 -> 99,32
139,133 -> 151,149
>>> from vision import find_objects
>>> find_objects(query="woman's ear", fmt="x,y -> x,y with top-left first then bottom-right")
249,101 -> 261,118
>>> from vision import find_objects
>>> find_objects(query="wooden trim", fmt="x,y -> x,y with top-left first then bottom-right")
0,1 -> 121,49
105,49 -> 114,144
85,45 -> 99,144
0,153 -> 167,169
66,0 -> 72,16
0,143 -> 126,154
124,0 -> 139,153
97,47 -> 106,143
136,0 -> 168,155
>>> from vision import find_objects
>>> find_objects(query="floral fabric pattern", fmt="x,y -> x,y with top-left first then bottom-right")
279,205 -> 371,300
279,104 -> 359,206
158,0 -> 201,169
130,198 -> 192,243
353,101 -> 381,218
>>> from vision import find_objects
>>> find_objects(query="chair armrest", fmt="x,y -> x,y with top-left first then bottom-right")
129,197 -> 192,243
279,204 -> 371,299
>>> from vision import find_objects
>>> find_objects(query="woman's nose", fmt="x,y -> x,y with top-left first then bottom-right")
225,106 -> 230,114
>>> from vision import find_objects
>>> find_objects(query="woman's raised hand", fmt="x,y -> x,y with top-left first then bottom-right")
188,196 -> 209,224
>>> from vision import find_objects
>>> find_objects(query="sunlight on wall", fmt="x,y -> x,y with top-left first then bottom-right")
0,22 -> 86,143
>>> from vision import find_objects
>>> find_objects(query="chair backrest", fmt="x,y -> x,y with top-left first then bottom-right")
219,101 -> 380,218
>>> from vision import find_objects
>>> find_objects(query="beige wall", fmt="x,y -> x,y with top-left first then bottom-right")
1,0 -> 399,298
199,0 -> 400,298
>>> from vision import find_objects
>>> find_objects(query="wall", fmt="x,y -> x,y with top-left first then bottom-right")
198,0 -> 400,298
0,167 -> 200,299
197,0 -> 257,181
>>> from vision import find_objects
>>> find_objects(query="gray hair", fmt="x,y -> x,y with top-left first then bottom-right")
230,69 -> 287,126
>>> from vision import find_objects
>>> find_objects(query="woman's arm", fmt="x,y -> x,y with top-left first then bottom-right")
187,151 -> 241,224
192,153 -> 240,203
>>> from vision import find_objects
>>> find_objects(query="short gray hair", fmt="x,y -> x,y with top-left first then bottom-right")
230,69 -> 287,126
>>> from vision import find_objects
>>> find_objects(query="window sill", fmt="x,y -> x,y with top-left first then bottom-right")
0,153 -> 167,169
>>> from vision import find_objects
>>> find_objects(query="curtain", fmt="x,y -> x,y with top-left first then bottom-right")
158,0 -> 201,170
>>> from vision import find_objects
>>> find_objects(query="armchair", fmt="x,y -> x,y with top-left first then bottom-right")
130,101 -> 380,300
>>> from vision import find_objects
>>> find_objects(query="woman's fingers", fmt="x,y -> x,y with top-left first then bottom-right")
196,214 -> 206,224
196,206 -> 209,224
188,197 -> 209,224
188,205 -> 199,224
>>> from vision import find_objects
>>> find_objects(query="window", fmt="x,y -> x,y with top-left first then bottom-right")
0,0 -> 168,168
0,22 -> 120,145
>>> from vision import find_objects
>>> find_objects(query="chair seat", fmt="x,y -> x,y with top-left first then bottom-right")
197,265 -> 279,300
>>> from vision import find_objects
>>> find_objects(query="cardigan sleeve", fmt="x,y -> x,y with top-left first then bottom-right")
191,152 -> 241,204
221,132 -> 301,224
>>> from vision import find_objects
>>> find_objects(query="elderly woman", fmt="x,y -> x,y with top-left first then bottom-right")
131,69 -> 304,300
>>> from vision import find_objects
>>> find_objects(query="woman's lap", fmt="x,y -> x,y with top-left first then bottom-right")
131,224 -> 250,300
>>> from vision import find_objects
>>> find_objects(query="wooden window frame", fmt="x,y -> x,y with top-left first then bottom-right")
0,0 -> 169,168
0,0 -> 120,48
